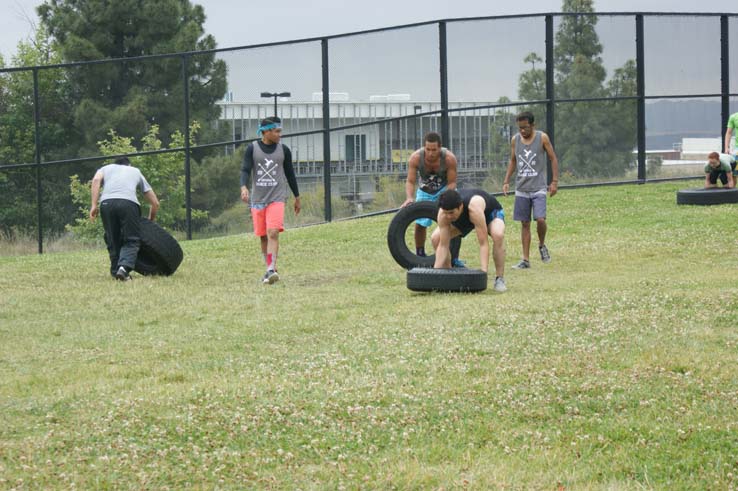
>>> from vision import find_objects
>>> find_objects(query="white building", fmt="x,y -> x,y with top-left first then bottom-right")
217,94 -> 513,177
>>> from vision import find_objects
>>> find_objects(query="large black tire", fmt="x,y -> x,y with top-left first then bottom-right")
676,187 -> 738,205
133,218 -> 183,276
407,267 -> 487,293
387,201 -> 438,270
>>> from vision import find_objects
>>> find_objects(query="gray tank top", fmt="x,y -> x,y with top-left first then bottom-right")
250,142 -> 288,204
513,131 -> 547,193
417,147 -> 448,193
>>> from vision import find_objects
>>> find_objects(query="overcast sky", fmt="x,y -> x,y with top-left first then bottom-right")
1,0 -> 735,61
1,0 -> 736,104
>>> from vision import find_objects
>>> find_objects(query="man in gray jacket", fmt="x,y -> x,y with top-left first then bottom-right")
90,157 -> 160,281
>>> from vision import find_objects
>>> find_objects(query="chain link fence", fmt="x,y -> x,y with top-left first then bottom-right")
1,12 -> 736,253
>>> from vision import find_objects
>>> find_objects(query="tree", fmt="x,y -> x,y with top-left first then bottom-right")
482,101 -> 518,192
0,28 -> 81,237
516,0 -> 637,179
37,0 -> 227,152
518,53 -> 546,101
190,149 -> 243,218
486,97 -> 516,166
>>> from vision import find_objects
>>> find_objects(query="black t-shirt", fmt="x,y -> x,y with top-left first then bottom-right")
451,188 -> 502,236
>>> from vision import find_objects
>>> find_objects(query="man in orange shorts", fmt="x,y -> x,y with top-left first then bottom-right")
240,117 -> 301,284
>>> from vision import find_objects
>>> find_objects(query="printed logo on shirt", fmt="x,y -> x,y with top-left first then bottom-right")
517,148 -> 538,177
256,158 -> 278,187
422,174 -> 444,193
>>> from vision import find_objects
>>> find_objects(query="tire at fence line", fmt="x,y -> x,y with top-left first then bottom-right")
406,267 -> 487,293
134,217 -> 184,276
387,201 -> 438,270
676,187 -> 738,206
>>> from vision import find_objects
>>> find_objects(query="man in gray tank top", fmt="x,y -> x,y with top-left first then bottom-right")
89,157 -> 160,280
502,111 -> 559,269
240,117 -> 301,284
401,131 -> 463,266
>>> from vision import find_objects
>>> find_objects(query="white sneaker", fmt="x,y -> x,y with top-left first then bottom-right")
494,276 -> 507,292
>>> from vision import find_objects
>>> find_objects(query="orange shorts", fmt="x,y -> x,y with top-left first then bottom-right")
250,201 -> 285,236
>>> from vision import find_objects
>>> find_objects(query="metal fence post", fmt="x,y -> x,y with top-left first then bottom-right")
545,14 -> 555,182
321,38 -> 332,222
33,68 -> 43,254
182,55 -> 192,239
438,21 -> 450,145
721,15 -> 730,145
636,14 -> 646,182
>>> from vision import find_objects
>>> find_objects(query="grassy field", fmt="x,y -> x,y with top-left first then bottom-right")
1,181 -> 737,490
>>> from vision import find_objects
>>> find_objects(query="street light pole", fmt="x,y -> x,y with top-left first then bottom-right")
413,105 -> 422,149
260,91 -> 291,118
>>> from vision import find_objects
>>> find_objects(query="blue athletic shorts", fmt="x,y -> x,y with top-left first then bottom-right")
488,208 -> 505,223
414,186 -> 446,228
457,208 -> 505,237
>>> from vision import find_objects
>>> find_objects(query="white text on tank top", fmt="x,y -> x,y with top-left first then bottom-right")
251,143 -> 288,205
514,131 -> 547,194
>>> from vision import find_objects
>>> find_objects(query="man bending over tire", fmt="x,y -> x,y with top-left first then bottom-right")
89,157 -> 160,281
241,117 -> 301,284
432,189 -> 507,292
704,152 -> 736,189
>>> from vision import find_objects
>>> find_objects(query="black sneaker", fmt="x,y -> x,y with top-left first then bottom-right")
115,266 -> 131,281
263,269 -> 280,284
539,244 -> 551,263
494,276 -> 507,292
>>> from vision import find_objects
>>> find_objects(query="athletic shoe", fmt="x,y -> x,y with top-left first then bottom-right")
512,259 -> 530,269
451,258 -> 466,268
494,276 -> 507,292
263,269 -> 280,284
539,244 -> 551,263
115,266 -> 131,281
416,250 -> 427,257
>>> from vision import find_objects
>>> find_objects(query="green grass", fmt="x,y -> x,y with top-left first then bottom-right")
1,181 -> 737,490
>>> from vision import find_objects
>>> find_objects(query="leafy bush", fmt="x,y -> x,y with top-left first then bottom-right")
647,155 -> 663,177
67,124 -> 207,241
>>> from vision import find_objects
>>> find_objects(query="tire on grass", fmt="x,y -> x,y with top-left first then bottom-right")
407,267 -> 487,293
676,187 -> 738,205
387,201 -> 438,270
133,218 -> 183,276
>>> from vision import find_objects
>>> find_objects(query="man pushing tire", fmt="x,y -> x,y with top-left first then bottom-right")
89,157 -> 160,281
432,188 -> 507,293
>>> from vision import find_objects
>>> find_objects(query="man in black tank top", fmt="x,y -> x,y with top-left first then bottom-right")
432,189 -> 508,292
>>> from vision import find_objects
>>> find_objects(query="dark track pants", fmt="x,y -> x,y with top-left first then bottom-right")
708,161 -> 737,185
100,199 -> 141,276
708,170 -> 729,186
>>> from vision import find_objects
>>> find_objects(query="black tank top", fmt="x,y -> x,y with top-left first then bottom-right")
451,189 -> 502,235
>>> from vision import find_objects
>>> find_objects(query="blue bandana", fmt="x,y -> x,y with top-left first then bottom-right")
257,122 -> 282,136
